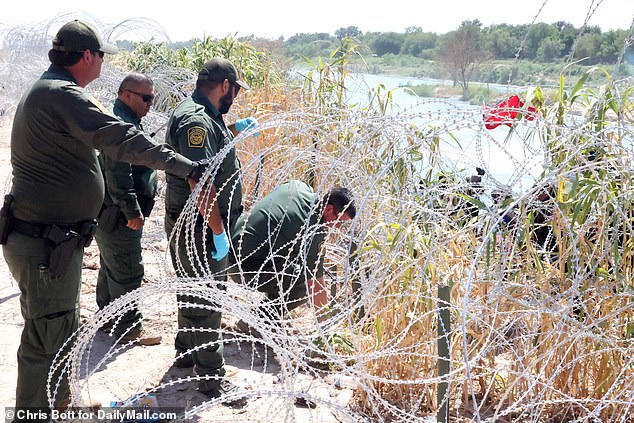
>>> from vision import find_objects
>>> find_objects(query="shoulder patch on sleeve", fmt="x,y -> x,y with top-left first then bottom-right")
86,94 -> 113,116
188,126 -> 207,148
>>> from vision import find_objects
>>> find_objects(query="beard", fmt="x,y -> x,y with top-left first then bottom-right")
218,92 -> 234,114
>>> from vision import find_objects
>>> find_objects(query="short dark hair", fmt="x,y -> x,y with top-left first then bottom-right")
48,49 -> 83,66
324,187 -> 356,219
118,73 -> 153,95
195,78 -> 222,92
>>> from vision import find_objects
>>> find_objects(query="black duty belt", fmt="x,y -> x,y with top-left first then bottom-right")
10,217 -> 97,277
11,217 -> 84,239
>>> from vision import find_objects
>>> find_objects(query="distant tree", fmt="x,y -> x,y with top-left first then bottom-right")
554,21 -> 577,55
405,26 -> 423,34
523,22 -> 558,59
115,40 -> 134,51
284,32 -> 336,57
335,26 -> 362,40
286,32 -> 333,45
370,32 -> 405,56
574,32 -> 603,64
401,31 -> 438,57
596,29 -> 627,63
436,20 -> 487,93
537,36 -> 563,62
481,24 -> 520,59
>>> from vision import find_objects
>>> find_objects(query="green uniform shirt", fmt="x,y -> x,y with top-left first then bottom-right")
10,64 -> 192,224
232,180 -> 327,279
164,90 -> 242,222
100,99 -> 158,219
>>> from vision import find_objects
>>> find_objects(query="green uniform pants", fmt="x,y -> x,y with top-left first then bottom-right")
227,256 -> 308,320
165,214 -> 226,391
3,231 -> 82,417
95,224 -> 144,335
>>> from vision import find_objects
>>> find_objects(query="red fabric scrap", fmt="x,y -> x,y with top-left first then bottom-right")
483,95 -> 537,129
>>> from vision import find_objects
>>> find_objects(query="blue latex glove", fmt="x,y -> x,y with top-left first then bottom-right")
211,231 -> 230,261
234,117 -> 259,137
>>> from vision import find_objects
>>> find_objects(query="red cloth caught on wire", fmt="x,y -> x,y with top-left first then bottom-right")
483,95 -> 537,129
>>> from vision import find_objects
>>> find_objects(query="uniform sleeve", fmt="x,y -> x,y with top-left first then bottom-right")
101,154 -> 141,220
173,121 -> 216,162
305,229 -> 327,279
58,85 -> 194,177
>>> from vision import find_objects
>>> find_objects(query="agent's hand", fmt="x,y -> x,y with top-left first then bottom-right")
187,159 -> 210,183
211,231 -> 230,261
234,117 -> 260,137
127,215 -> 144,230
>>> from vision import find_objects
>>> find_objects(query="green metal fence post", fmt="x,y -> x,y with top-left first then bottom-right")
437,283 -> 451,423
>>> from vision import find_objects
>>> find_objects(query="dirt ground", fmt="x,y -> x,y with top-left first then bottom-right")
0,118 -> 356,422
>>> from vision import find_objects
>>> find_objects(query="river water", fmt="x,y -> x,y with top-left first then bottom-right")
344,73 -> 546,194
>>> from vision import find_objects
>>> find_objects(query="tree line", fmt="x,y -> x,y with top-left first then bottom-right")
109,19 -> 631,95
283,20 -> 632,65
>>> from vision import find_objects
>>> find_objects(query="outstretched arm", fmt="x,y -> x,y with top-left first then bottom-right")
307,276 -> 328,315
187,177 -> 223,235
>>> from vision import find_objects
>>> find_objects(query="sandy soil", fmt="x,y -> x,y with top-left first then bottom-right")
0,118 -> 356,422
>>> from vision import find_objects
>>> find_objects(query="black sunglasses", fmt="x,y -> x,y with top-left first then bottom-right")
92,50 -> 104,59
126,90 -> 155,103
231,82 -> 241,95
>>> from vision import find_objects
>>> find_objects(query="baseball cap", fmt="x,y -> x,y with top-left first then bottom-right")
52,20 -> 118,54
197,58 -> 250,90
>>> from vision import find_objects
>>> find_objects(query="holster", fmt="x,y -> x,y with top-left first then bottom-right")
47,220 -> 97,278
10,215 -> 96,277
47,226 -> 79,278
0,194 -> 14,245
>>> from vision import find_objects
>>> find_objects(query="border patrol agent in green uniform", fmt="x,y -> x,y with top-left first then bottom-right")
95,73 -> 162,345
229,180 -> 356,322
0,20 -> 206,419
164,58 -> 257,400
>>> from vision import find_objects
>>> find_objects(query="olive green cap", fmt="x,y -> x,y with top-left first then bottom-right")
197,58 -> 249,90
52,20 -> 118,54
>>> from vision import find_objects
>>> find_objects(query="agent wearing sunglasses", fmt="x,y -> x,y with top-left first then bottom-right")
94,73 -> 162,347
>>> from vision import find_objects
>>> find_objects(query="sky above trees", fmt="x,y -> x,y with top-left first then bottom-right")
1,0 -> 632,42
